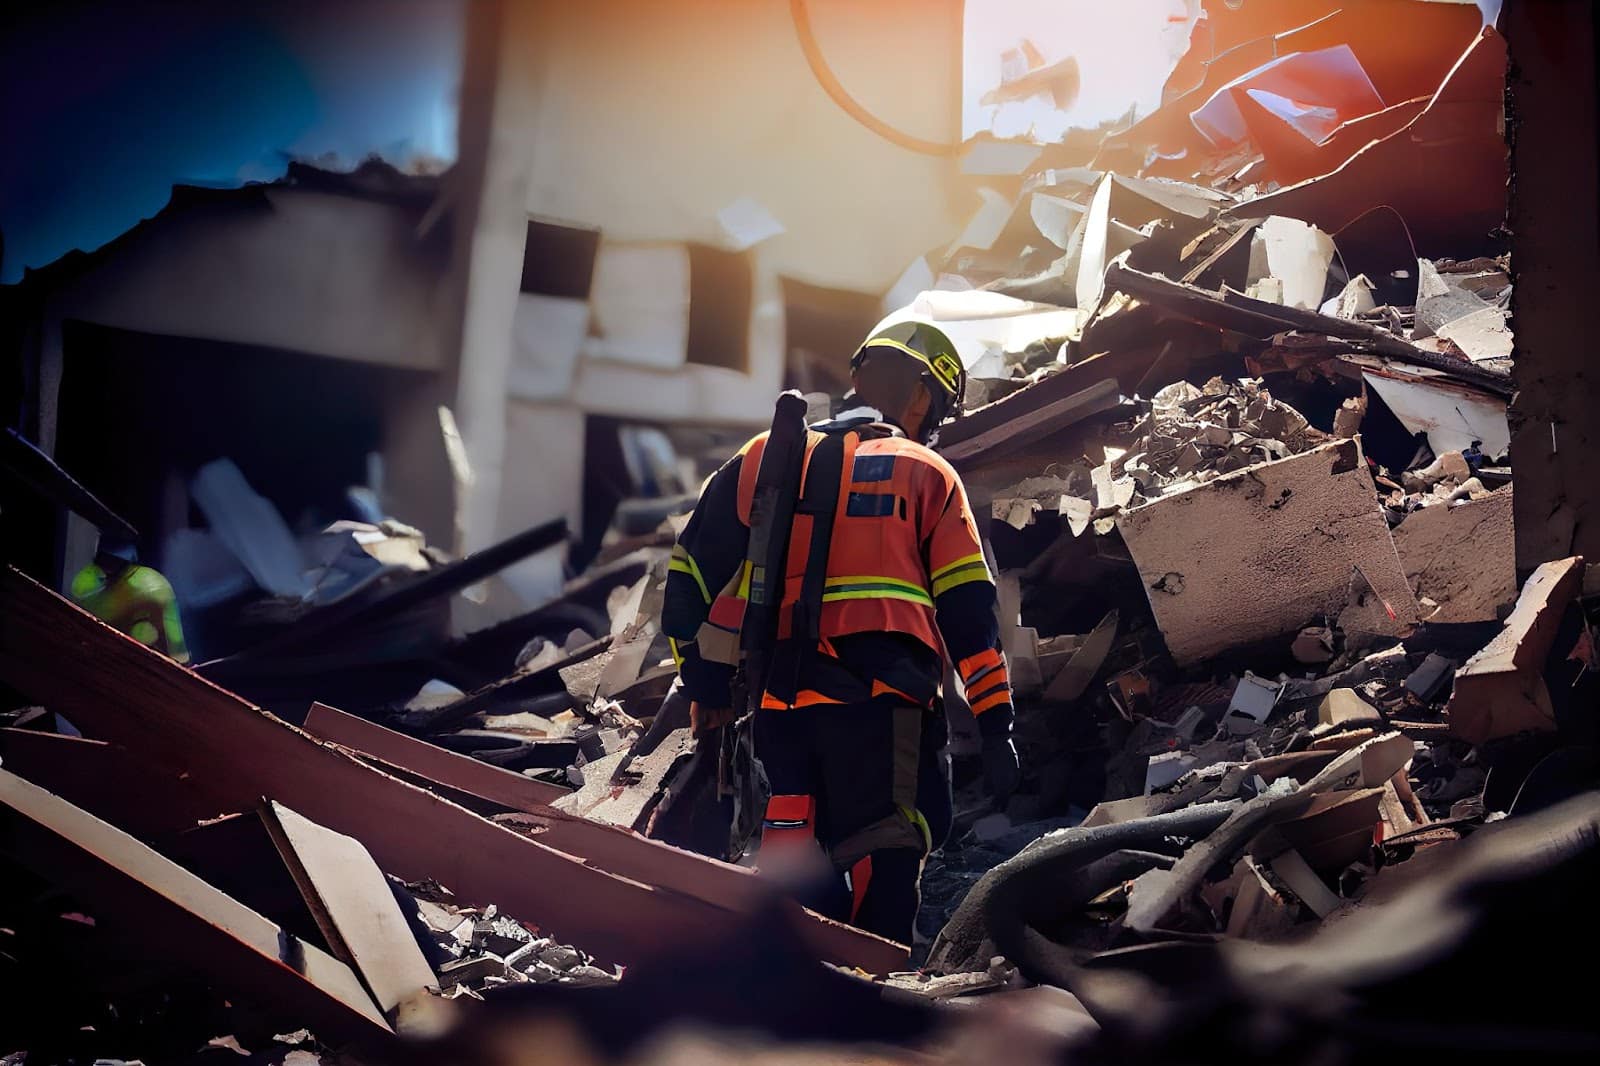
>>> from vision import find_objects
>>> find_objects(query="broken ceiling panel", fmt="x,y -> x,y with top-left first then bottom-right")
1230,26 -> 1508,268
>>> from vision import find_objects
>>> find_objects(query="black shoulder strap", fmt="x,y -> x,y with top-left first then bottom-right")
792,431 -> 850,645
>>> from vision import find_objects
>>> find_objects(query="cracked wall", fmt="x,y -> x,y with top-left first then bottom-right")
1391,487 -> 1516,624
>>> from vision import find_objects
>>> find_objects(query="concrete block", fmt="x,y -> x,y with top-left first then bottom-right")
1448,555 -> 1585,744
1116,440 -> 1417,666
1391,486 -> 1516,623
1318,688 -> 1382,728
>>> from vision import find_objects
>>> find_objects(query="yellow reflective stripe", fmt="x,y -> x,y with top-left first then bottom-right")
823,588 -> 935,607
931,561 -> 992,597
862,337 -> 936,375
668,636 -> 684,668
899,804 -> 933,853
826,574 -> 927,594
931,552 -> 987,583
861,337 -> 961,396
669,545 -> 711,604
821,575 -> 934,607
738,560 -> 752,599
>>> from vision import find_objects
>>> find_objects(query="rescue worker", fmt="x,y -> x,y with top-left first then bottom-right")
661,319 -> 1019,944
70,538 -> 190,663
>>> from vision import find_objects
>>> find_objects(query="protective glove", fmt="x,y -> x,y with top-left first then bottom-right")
689,701 -> 736,738
976,704 -> 1020,809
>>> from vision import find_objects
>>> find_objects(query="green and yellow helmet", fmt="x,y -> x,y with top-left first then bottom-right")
850,319 -> 966,427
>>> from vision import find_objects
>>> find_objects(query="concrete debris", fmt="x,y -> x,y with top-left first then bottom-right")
9,3 -> 1598,1061
1223,673 -> 1282,736
409,886 -> 620,995
1447,555 -> 1588,744
1318,689 -> 1382,729
1391,486 -> 1516,623
1117,440 -> 1418,666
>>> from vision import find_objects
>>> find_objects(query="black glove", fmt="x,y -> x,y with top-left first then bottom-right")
977,705 -> 1020,809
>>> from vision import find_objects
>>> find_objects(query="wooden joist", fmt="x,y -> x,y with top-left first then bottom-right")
0,769 -> 393,1050
0,568 -> 906,973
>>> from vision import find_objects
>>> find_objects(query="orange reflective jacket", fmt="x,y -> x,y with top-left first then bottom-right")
664,412 -> 1010,718
724,429 -> 987,654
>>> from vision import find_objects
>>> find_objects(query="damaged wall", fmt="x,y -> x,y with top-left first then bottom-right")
30,184 -> 458,453
1390,487 -> 1516,624
453,0 -> 975,561
1505,0 -> 1600,574
513,0 -> 969,294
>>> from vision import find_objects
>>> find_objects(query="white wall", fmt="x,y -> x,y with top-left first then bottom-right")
512,0 -> 969,292
456,0 -> 973,568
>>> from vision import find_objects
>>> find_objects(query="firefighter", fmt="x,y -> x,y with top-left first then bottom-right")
661,319 -> 1019,944
70,538 -> 190,663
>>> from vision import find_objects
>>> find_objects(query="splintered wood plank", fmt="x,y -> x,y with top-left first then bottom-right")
262,801 -> 437,1023
302,703 -> 773,919
304,703 -> 568,806
0,727 -> 231,839
0,769 -> 391,1048
0,568 -> 906,973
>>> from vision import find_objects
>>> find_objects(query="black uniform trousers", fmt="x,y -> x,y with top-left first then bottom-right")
753,700 -> 951,944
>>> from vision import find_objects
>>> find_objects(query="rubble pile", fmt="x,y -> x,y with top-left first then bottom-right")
408,887 -> 620,996
4,3 -> 1599,1063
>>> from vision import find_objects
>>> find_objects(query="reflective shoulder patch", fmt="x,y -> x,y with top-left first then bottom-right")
851,454 -> 896,483
845,492 -> 897,518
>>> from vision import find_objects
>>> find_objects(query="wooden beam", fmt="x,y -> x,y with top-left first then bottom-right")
2,428 -> 137,541
203,516 -> 570,670
0,568 -> 905,973
0,769 -> 392,1050
941,379 -> 1122,470
0,727 -> 232,839
304,702 -> 567,806
415,635 -> 608,733
301,703 -> 794,928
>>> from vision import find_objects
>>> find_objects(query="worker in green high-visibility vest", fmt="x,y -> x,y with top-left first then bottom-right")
70,538 -> 190,664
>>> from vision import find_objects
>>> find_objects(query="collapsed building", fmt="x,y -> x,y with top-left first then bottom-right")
1,1 -> 1599,1064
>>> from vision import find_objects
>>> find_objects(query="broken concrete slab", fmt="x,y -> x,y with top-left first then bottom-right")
1247,216 -> 1336,311
1116,440 -> 1418,666
261,801 -> 439,1028
1391,487 -> 1516,623
1360,371 -> 1509,460
1414,259 -> 1494,340
1447,556 -> 1586,745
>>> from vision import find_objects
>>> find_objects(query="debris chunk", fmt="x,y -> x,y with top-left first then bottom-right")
1447,556 -> 1586,744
